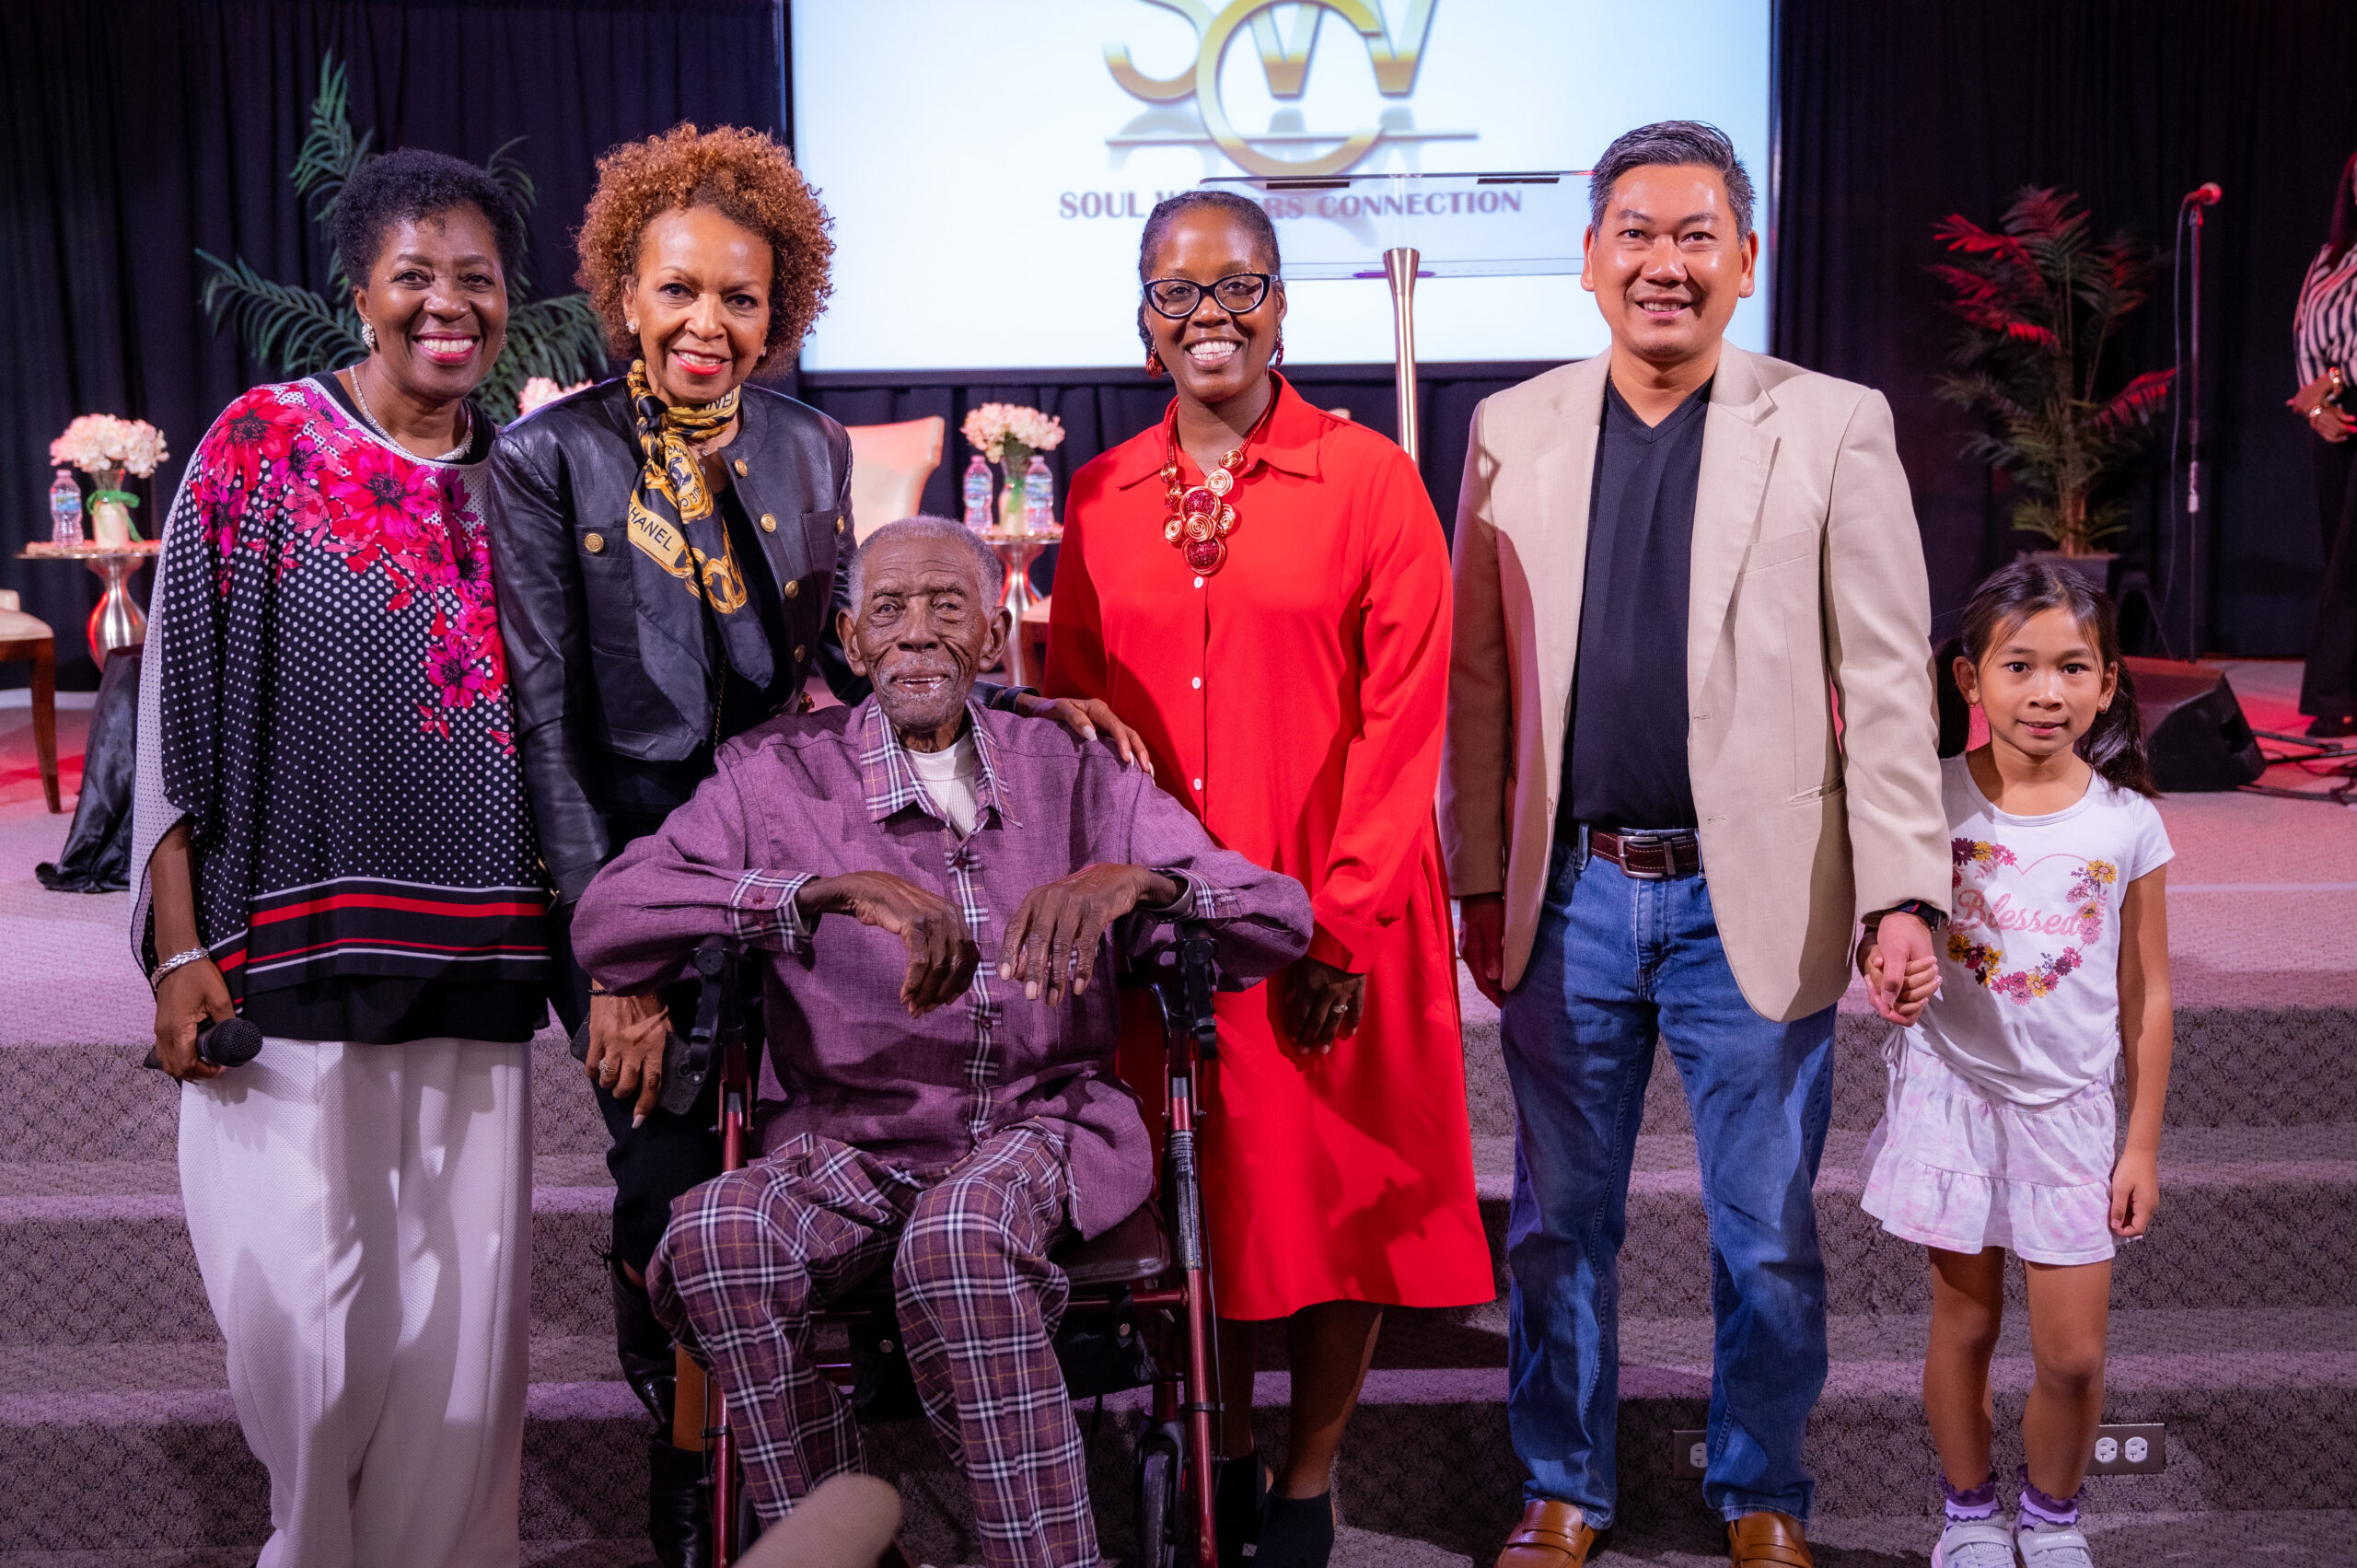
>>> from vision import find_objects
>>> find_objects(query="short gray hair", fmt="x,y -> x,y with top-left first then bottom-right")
1588,121 -> 1754,238
845,516 -> 1005,611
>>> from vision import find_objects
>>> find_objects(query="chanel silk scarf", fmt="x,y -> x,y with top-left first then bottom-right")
623,359 -> 773,688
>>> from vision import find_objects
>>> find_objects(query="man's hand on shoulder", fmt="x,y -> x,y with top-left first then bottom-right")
999,864 -> 1179,1005
798,871 -> 980,1016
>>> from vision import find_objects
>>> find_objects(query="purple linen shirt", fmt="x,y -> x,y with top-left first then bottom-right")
572,698 -> 1313,1238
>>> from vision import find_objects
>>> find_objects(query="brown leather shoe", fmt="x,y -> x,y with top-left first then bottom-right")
1495,1500 -> 1596,1568
1726,1510 -> 1814,1566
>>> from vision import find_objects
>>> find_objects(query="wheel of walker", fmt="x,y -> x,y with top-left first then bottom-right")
1133,1426 -> 1183,1568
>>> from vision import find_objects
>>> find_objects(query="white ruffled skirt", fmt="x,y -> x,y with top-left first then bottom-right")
1859,1041 -> 2118,1265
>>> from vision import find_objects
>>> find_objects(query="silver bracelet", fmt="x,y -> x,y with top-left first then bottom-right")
149,947 -> 211,993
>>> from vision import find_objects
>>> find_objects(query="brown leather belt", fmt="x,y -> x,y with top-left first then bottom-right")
1588,828 -> 1702,880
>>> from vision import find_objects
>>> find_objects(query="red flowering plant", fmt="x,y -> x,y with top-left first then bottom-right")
1930,188 -> 2177,557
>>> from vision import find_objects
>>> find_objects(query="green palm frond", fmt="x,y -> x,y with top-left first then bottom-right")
472,296 -> 611,424
196,251 -> 367,373
290,52 -> 377,227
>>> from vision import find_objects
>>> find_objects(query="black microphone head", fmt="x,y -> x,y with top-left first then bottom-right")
197,1016 -> 265,1067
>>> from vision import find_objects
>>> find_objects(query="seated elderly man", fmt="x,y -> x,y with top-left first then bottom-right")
572,517 -> 1311,1568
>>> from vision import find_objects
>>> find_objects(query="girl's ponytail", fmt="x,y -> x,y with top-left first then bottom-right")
2082,658 -> 2158,798
1949,560 -> 2160,797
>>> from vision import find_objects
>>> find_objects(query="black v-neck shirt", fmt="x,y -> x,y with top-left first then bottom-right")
1558,377 -> 1713,835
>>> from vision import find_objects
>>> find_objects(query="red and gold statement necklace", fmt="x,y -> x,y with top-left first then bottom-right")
1160,399 -> 1275,575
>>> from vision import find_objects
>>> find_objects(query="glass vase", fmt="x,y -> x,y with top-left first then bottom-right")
88,465 -> 134,549
997,442 -> 1034,532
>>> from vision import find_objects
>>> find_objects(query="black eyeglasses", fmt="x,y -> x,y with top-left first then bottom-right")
1144,273 -> 1277,319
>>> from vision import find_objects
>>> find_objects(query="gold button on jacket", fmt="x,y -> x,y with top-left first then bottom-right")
583,531 -> 605,553
783,578 -> 799,599
760,512 -> 778,532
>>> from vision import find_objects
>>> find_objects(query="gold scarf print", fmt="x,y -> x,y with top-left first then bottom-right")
624,359 -> 751,616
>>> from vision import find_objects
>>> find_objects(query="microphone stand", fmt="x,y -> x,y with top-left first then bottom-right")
2184,193 -> 2207,656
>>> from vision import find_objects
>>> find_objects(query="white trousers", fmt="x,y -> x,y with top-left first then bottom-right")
179,1035 -> 531,1568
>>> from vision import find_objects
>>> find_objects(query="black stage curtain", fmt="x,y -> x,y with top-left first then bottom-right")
0,0 -> 783,689
1776,0 -> 2357,653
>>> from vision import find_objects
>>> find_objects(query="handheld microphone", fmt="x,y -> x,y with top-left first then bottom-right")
2184,182 -> 2223,206
143,1016 -> 265,1072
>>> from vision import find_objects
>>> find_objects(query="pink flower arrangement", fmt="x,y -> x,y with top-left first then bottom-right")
961,403 -> 1065,465
517,377 -> 593,418
52,414 -> 168,478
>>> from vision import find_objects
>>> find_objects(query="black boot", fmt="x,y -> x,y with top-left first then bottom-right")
1214,1452 -> 1268,1568
648,1434 -> 714,1568
612,1257 -> 677,1428
1253,1491 -> 1334,1568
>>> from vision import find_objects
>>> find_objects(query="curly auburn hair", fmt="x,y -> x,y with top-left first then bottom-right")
575,122 -> 834,366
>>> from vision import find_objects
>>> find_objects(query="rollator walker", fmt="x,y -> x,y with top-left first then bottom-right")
679,924 -> 1245,1568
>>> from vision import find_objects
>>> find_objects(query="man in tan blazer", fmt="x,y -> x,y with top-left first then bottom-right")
1443,123 -> 1950,1568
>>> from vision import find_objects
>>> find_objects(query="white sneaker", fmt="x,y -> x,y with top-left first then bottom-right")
2015,1518 -> 2096,1567
1930,1516 -> 2016,1568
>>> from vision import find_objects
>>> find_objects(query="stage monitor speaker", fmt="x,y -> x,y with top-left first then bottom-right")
2123,657 -> 2265,792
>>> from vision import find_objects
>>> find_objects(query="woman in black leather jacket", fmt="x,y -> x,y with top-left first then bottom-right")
485,123 -> 1136,1566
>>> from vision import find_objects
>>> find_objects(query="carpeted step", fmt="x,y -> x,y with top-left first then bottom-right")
0,1159 -> 618,1345
7,983 -> 2351,1165
1464,1125 -> 2357,1314
1459,977 -> 2357,1136
0,1033 -> 603,1166
8,1121 -> 2349,1346
3,1508 -> 2350,1567
10,1305 -> 2348,1554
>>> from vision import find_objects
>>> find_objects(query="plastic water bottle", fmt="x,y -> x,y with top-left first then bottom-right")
962,456 -> 993,532
48,470 -> 82,547
1022,455 -> 1055,531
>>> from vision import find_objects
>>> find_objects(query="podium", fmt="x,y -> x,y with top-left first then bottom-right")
1201,170 -> 1586,460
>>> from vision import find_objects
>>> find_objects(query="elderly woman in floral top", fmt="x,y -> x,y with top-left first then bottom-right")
132,148 -> 547,1568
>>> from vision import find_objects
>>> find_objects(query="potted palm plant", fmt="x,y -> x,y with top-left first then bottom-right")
195,52 -> 607,424
1930,188 -> 2176,574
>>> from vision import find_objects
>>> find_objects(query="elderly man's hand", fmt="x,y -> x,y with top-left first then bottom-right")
800,871 -> 981,1016
1000,864 -> 1180,1005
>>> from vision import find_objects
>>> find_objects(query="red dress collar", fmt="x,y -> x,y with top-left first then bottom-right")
1110,373 -> 1330,490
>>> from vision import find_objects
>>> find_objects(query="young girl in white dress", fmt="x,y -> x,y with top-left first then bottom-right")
1856,562 -> 2174,1568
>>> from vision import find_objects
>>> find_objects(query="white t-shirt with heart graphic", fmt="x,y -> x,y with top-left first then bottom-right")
1907,754 -> 2173,1108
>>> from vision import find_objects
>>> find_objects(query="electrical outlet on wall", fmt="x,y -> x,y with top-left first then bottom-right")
1672,1429 -> 1708,1477
2086,1423 -> 2165,1475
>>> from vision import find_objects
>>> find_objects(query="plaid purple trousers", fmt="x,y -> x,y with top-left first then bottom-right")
647,1122 -> 1097,1568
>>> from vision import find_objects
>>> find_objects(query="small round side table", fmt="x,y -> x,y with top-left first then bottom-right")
20,540 -> 162,668
978,524 -> 1062,689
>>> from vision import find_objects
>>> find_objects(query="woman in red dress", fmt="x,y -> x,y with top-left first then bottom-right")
1047,192 -> 1492,1568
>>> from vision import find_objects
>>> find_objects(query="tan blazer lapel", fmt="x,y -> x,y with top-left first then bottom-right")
1534,355 -> 1610,793
1689,344 -> 1781,698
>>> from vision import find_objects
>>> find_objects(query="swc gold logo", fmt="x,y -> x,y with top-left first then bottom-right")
1105,0 -> 1452,179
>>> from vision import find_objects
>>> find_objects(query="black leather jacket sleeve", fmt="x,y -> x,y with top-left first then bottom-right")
487,430 -> 611,903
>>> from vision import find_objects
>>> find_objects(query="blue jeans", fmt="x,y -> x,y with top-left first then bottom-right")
1499,831 -> 1834,1527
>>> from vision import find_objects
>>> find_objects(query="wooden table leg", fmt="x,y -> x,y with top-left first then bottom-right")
30,639 -> 59,814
